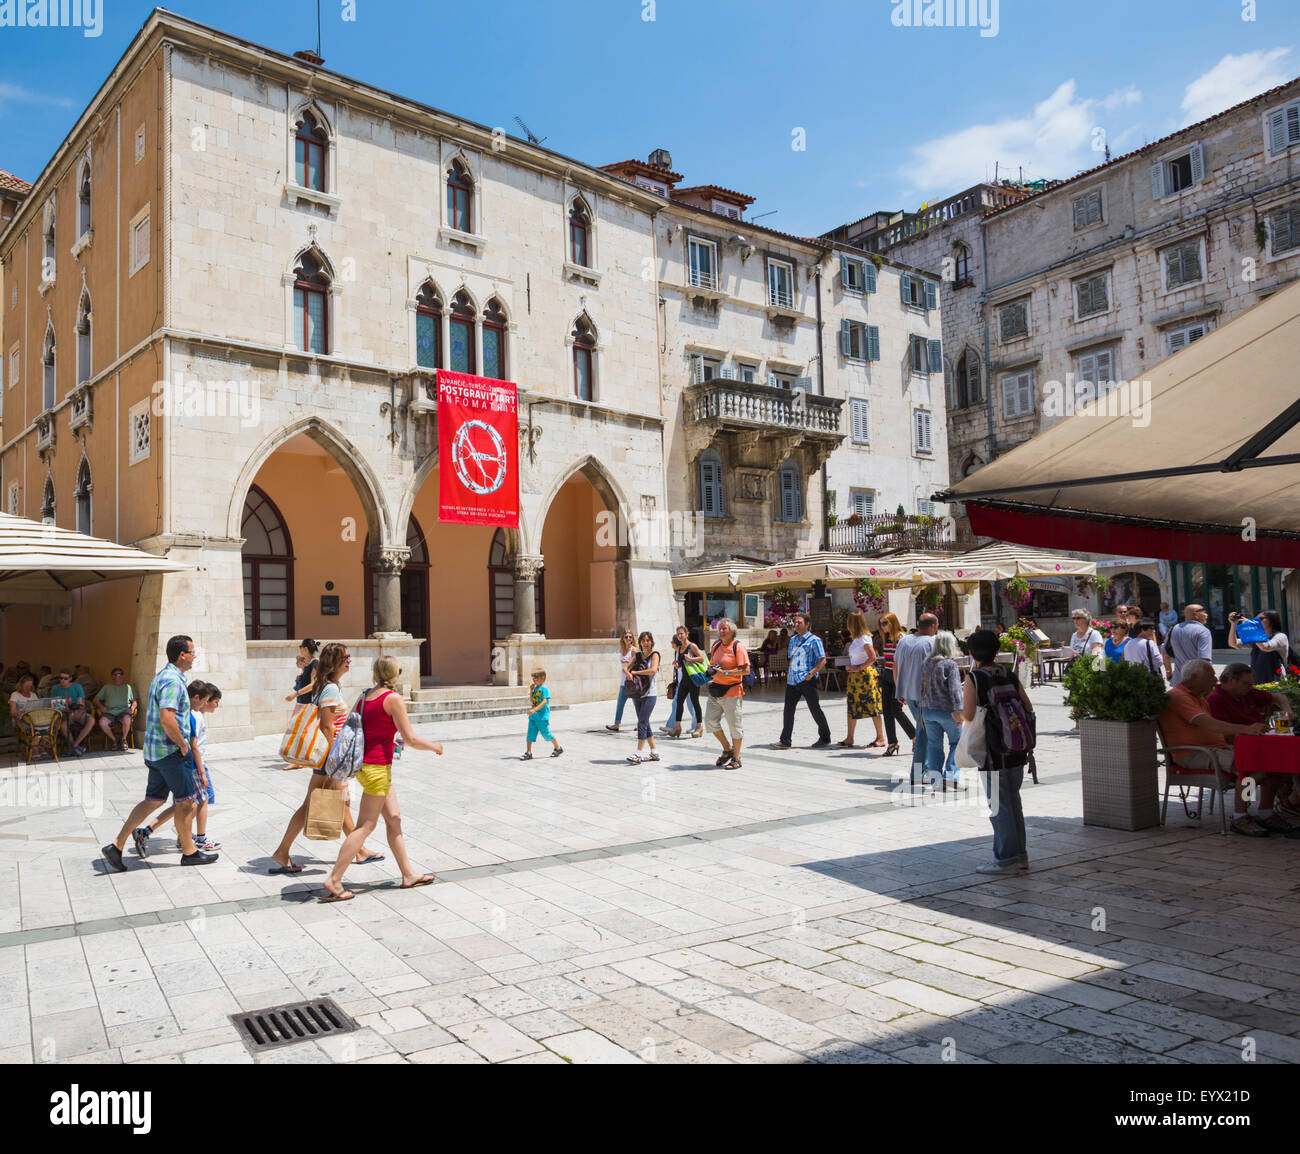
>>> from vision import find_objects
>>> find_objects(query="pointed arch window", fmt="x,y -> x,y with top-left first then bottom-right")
42,326 -> 56,411
75,458 -> 92,536
76,293 -> 92,386
293,253 -> 330,354
295,111 -> 327,192
573,316 -> 595,401
482,299 -> 506,380
700,450 -> 725,518
77,161 -> 92,237
42,202 -> 56,279
447,160 -> 473,233
777,460 -> 802,523
954,242 -> 971,287
41,476 -> 55,525
449,291 -> 476,374
415,284 -> 442,370
241,485 -> 294,640
569,199 -> 591,267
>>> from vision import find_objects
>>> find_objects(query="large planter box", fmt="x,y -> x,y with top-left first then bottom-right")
1079,718 -> 1160,830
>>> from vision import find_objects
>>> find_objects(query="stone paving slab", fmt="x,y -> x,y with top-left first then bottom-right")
4,684 -> 1300,1064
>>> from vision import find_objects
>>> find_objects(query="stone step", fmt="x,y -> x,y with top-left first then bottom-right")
409,684 -> 530,703
406,700 -> 568,725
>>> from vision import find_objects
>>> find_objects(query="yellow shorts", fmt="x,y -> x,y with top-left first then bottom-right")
355,762 -> 392,797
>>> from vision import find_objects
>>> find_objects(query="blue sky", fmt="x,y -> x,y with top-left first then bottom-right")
2,0 -> 1299,234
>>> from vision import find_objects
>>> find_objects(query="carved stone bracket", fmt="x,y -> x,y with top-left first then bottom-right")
735,470 -> 768,502
514,554 -> 544,582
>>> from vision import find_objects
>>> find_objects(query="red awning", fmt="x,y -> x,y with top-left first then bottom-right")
966,502 -> 1300,569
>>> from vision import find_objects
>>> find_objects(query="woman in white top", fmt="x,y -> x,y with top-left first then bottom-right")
605,629 -> 638,733
840,611 -> 885,748
1228,609 -> 1290,685
1069,609 -> 1103,660
8,674 -> 40,718
1122,619 -> 1164,675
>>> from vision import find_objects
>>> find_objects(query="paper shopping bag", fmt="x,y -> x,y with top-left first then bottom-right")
304,786 -> 346,840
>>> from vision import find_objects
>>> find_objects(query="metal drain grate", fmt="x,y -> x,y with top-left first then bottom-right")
231,997 -> 358,1053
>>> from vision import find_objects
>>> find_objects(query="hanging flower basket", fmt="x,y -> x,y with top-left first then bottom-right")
1004,576 -> 1032,610
920,584 -> 944,609
1075,574 -> 1111,596
853,576 -> 886,615
764,585 -> 800,629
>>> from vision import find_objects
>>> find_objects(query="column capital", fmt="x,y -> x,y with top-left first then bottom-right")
370,545 -> 411,575
514,554 -> 544,582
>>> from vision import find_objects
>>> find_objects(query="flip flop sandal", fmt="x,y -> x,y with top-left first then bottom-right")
715,750 -> 734,766
269,862 -> 304,875
355,853 -> 386,864
837,740 -> 855,748
401,875 -> 436,889
319,889 -> 354,903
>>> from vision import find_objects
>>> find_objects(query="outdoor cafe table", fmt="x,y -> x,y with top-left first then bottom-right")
1234,733 -> 1300,776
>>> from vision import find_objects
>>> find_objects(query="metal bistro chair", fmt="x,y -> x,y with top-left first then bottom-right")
1156,722 -> 1231,835
17,706 -> 62,765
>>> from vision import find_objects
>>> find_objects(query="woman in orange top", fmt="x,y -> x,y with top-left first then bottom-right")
705,618 -> 750,770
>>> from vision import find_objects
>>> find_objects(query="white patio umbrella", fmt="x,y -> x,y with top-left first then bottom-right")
0,513 -> 189,604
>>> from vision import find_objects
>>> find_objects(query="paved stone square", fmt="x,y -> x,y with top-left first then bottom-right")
3,681 -> 1299,1065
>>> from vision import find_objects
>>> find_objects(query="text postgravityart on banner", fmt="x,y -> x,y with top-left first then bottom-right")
436,370 -> 520,527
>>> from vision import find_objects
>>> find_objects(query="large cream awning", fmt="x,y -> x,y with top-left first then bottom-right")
0,514 -> 189,604
914,543 -> 1096,584
737,553 -> 921,592
670,560 -> 762,593
940,279 -> 1300,567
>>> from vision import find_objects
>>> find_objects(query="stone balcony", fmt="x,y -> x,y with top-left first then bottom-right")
684,378 -> 844,468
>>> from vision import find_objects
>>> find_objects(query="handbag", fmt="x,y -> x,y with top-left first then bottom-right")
953,674 -> 987,769
279,692 -> 331,769
686,659 -> 710,687
304,786 -> 346,840
625,653 -> 652,699
322,692 -> 368,783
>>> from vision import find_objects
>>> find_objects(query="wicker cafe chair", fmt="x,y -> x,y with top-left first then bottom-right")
93,701 -> 136,751
768,651 -> 789,682
17,707 -> 62,765
1156,722 -> 1230,835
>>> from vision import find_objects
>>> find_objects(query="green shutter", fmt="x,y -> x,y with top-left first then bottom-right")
840,318 -> 851,357
928,339 -> 943,374
900,273 -> 911,304
924,280 -> 938,311
864,261 -> 877,293
1150,161 -> 1165,200
866,325 -> 880,361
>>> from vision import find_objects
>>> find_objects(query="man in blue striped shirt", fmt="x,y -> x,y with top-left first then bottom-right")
776,612 -> 831,748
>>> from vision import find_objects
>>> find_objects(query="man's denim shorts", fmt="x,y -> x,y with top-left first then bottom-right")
145,750 -> 195,802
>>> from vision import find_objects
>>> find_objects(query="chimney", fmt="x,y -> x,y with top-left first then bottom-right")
293,49 -> 325,66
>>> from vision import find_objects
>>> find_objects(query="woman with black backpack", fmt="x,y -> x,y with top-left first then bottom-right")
960,628 -> 1036,875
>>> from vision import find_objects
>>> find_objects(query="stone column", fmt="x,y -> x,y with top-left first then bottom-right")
513,554 -> 544,635
370,545 -> 411,636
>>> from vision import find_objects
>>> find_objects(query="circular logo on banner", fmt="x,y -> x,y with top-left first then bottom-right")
451,419 -> 508,496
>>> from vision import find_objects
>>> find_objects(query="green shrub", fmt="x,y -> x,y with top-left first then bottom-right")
1063,657 -> 1168,722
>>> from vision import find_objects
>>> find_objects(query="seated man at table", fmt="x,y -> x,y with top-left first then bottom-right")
1160,659 -> 1271,837
96,667 -> 138,751
50,669 -> 95,757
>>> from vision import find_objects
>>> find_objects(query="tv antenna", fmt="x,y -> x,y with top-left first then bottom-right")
513,116 -> 548,146
751,210 -> 778,221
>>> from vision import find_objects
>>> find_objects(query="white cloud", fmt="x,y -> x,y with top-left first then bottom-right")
901,81 -> 1139,196
0,83 -> 75,110
1180,49 -> 1293,125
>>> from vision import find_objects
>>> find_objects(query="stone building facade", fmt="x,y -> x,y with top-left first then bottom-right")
0,11 -> 679,739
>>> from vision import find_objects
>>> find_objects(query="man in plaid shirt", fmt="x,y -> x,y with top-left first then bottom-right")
100,635 -> 218,872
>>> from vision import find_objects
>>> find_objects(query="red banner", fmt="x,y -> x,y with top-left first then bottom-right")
436,370 -> 519,527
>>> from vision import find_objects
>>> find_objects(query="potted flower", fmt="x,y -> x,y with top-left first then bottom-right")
764,585 -> 800,630
1004,576 -> 1032,611
1257,665 -> 1300,718
1063,658 -> 1169,830
1075,574 -> 1112,597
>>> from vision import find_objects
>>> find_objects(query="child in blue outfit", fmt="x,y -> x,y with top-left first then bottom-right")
521,669 -> 562,760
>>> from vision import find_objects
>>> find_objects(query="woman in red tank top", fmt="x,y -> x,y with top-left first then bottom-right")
322,656 -> 444,902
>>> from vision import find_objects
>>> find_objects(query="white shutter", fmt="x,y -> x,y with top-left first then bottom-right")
913,408 -> 932,452
850,398 -> 871,444
852,491 -> 874,518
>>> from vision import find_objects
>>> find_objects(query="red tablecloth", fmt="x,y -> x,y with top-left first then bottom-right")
1234,734 -> 1300,776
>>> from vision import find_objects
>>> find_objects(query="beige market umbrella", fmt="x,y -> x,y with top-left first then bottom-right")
0,513 -> 189,604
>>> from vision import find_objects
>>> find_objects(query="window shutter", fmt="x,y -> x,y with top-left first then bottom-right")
924,279 -> 938,311
839,255 -> 849,287
851,398 -> 870,444
1288,105 -> 1300,148
701,457 -> 723,516
840,318 -> 852,357
1150,161 -> 1165,200
780,468 -> 799,522
913,409 -> 932,452
853,491 -> 874,518
1271,109 -> 1287,153
866,325 -> 880,361
863,261 -> 877,293
928,338 -> 943,374
1189,143 -> 1204,185
1073,197 -> 1084,230
900,273 -> 911,304
1169,330 -> 1186,353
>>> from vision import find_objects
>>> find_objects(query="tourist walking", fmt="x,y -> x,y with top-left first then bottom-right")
521,668 -> 562,759
1068,610 -> 1103,661
285,638 -> 320,705
705,618 -> 749,770
101,635 -> 217,871
961,628 -> 1036,873
840,611 -> 884,748
894,613 -> 939,781
322,656 -> 443,902
270,642 -> 384,874
1164,603 -> 1213,684
605,629 -> 638,732
136,682 -> 222,853
1123,620 -> 1164,675
1228,609 -> 1290,685
920,631 -> 966,790
873,612 -> 916,757
625,632 -> 661,763
776,612 -> 831,749
1157,601 -> 1178,644
664,626 -> 704,738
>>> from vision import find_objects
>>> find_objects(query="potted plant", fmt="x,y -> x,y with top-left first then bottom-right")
764,585 -> 800,630
1003,576 -> 1032,611
1257,665 -> 1300,717
1063,658 -> 1169,830
853,576 -> 886,616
